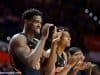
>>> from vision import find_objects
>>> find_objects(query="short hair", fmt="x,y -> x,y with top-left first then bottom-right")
68,47 -> 81,55
22,8 -> 42,20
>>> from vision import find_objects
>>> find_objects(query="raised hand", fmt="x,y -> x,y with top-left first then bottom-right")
52,26 -> 64,44
73,61 -> 85,71
41,23 -> 53,39
85,62 -> 96,69
52,26 -> 58,39
67,54 -> 81,68
73,61 -> 96,71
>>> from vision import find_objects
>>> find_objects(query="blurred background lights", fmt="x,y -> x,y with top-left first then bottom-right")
93,16 -> 98,21
84,9 -> 89,13
89,12 -> 93,17
98,20 -> 100,24
6,36 -> 11,41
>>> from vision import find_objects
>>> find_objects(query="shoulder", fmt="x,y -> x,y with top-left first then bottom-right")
9,33 -> 27,46
12,33 -> 26,40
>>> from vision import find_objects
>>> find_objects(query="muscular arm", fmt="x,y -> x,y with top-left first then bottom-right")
45,42 -> 57,75
9,24 -> 53,68
27,37 -> 46,64
10,34 -> 46,67
44,26 -> 62,75
27,24 -> 53,64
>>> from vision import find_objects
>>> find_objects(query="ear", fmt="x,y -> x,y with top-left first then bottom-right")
24,19 -> 32,23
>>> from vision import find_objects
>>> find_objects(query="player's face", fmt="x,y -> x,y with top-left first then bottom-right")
73,51 -> 85,61
61,31 -> 71,47
29,16 -> 42,34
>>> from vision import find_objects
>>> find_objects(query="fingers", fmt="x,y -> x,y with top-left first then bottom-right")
43,23 -> 54,32
48,24 -> 54,28
41,23 -> 54,38
52,26 -> 61,39
86,62 -> 95,68
54,26 -> 57,33
58,29 -> 64,33
58,29 -> 65,38
68,55 -> 80,67
58,28 -> 64,37
45,23 -> 54,29
61,29 -> 64,31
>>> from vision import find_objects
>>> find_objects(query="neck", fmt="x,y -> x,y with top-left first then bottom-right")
22,26 -> 35,39
57,46 -> 65,56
